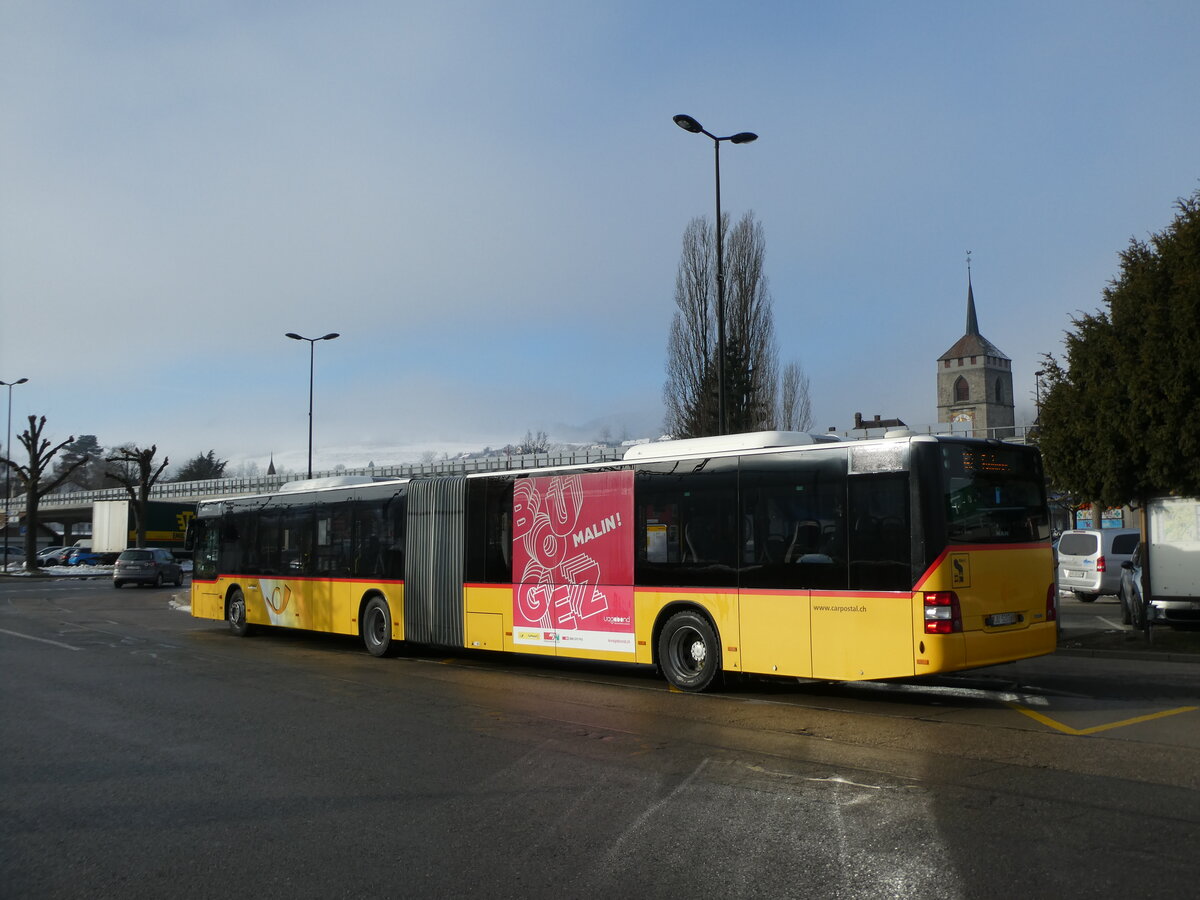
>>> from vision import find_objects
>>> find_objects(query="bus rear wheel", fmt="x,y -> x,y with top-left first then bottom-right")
659,610 -> 721,692
362,596 -> 395,657
227,588 -> 250,637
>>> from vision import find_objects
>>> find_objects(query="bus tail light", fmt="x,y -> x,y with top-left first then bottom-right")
1046,583 -> 1057,622
1096,555 -> 1107,573
924,591 -> 962,634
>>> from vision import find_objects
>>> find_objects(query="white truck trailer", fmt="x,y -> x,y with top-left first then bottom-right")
1144,497 -> 1200,626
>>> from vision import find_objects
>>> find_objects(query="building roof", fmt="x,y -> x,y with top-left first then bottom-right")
938,275 -> 1010,361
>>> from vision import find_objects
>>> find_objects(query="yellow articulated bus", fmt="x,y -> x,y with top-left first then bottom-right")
189,431 -> 1057,691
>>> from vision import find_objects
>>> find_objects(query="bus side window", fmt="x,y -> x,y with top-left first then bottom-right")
352,500 -> 386,578
739,449 -> 848,591
635,458 -> 738,588
382,492 -> 406,580
280,506 -> 316,576
255,511 -> 281,575
194,519 -> 218,580
847,473 -> 911,591
466,477 -> 513,584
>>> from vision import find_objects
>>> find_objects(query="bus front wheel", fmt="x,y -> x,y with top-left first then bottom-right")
227,589 -> 250,637
659,610 -> 721,692
362,596 -> 395,658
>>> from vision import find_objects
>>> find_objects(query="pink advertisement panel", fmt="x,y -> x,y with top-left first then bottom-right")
512,470 -> 635,653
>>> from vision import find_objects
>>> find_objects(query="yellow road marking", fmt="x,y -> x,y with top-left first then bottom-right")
1007,702 -> 1198,735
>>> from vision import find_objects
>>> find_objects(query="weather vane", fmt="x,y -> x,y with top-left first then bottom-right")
966,249 -> 972,273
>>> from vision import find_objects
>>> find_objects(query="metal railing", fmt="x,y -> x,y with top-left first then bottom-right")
35,447 -> 628,509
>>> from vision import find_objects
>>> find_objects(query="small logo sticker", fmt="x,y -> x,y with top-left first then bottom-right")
950,553 -> 971,589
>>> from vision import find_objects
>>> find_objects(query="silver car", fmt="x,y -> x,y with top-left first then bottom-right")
113,547 -> 184,588
1057,528 -> 1139,602
1119,543 -> 1147,628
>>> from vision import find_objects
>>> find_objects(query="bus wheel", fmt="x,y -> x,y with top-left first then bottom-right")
659,610 -> 721,692
362,596 -> 395,658
227,589 -> 250,637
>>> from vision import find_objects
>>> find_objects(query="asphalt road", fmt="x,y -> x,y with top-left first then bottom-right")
2,577 -> 1199,899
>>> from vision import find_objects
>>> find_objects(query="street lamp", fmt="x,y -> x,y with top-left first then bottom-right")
673,113 -> 758,436
1,377 -> 29,539
285,333 -> 339,478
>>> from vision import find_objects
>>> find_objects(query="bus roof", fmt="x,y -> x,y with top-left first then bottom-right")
196,432 -> 1032,513
623,431 -> 833,461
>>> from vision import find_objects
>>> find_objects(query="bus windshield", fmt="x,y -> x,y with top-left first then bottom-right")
941,443 -> 1049,544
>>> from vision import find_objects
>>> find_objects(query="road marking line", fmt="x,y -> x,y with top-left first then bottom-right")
0,627 -> 83,651
1006,702 -> 1198,735
1096,616 -> 1127,630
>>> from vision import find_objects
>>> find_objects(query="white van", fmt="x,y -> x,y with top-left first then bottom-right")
1057,528 -> 1140,601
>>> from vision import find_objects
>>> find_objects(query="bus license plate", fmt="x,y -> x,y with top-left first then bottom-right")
1066,570 -> 1086,579
988,612 -> 1019,627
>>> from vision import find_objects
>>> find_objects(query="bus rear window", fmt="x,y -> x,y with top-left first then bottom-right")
940,444 -> 1049,543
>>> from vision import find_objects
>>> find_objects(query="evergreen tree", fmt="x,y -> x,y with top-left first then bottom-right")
174,450 -> 228,482
53,435 -> 107,491
1039,189 -> 1200,504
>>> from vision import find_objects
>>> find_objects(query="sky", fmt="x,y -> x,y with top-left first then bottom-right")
2,1 -> 1198,476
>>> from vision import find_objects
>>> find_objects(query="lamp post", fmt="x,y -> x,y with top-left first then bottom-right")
673,113 -> 758,436
1,377 -> 29,538
285,333 -> 339,478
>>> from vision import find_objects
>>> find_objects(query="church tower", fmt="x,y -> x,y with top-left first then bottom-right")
936,260 -> 1015,437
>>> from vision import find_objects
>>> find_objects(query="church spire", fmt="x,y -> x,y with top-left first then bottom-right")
965,250 -> 980,335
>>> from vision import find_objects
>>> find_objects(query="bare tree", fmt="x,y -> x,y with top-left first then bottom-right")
664,211 -> 799,438
724,213 -> 778,433
507,430 -> 550,456
664,216 -> 718,437
105,444 -> 169,548
2,416 -> 89,567
778,361 -> 814,431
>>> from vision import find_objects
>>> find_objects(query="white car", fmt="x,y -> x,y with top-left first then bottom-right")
1057,528 -> 1140,602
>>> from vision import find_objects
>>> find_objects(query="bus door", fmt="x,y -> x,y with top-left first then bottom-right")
737,451 -> 846,679
808,470 -> 915,680
738,448 -> 916,681
188,516 -> 224,621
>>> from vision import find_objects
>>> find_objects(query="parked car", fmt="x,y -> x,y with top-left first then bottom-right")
66,549 -> 117,567
1119,543 -> 1147,629
2,543 -> 24,562
36,546 -> 72,566
1056,528 -> 1140,602
113,547 -> 184,588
